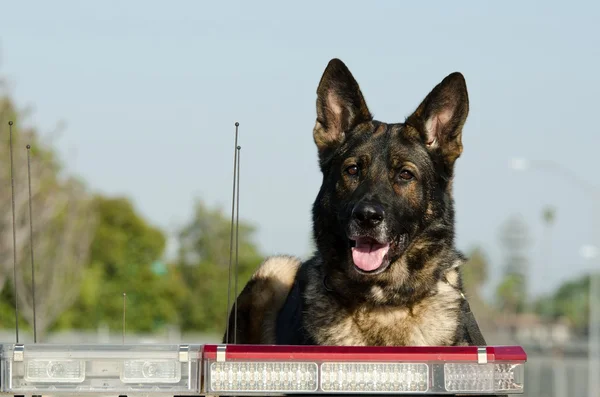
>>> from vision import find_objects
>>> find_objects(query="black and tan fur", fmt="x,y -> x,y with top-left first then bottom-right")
224,58 -> 485,347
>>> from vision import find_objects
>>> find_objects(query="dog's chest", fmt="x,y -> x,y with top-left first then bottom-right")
303,280 -> 462,346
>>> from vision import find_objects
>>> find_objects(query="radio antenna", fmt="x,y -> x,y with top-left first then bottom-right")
8,121 -> 20,343
122,292 -> 127,344
225,122 -> 239,344
233,145 -> 241,344
26,144 -> 38,343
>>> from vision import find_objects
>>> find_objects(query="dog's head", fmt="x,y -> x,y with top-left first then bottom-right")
311,59 -> 469,300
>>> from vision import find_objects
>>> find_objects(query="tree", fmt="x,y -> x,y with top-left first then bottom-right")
538,206 -> 557,312
495,214 -> 531,315
533,274 -> 590,334
461,246 -> 499,334
0,96 -> 61,293
1,92 -> 96,340
462,247 -> 490,302
14,178 -> 96,340
496,273 -> 527,314
177,200 -> 262,269
462,246 -> 489,292
176,199 -> 264,333
551,275 -> 589,332
55,195 -> 188,333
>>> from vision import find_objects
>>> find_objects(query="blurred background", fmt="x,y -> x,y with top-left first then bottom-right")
0,1 -> 598,396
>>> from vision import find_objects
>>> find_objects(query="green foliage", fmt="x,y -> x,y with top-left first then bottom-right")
90,196 -> 166,278
495,214 -> 531,314
532,274 -> 590,332
542,206 -> 556,225
1,94 -> 64,293
1,80 -> 268,336
462,246 -> 489,291
55,195 -> 187,333
175,199 -> 264,333
53,196 -> 264,335
461,246 -> 497,332
0,280 -> 31,333
1,90 -> 98,339
495,273 -> 527,314
177,200 -> 262,269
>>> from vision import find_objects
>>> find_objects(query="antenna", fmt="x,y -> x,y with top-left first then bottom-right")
26,144 -> 38,343
8,121 -> 20,343
233,145 -> 241,343
122,292 -> 127,344
225,122 -> 239,344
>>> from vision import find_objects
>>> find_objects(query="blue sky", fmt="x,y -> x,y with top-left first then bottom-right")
1,0 -> 599,299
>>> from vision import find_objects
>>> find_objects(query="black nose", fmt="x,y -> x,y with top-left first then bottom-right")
352,202 -> 385,227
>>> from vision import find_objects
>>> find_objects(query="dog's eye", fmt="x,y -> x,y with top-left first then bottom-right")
399,170 -> 414,180
346,165 -> 359,176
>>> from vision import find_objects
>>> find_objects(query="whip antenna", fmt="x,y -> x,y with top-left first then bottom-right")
26,144 -> 38,342
8,121 -> 20,343
225,122 -> 240,343
123,292 -> 127,344
233,145 -> 241,343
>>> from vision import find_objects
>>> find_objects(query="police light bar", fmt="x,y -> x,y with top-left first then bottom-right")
1,343 -> 526,396
203,344 -> 526,395
0,343 -> 202,396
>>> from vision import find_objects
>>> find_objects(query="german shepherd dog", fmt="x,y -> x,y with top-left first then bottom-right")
224,58 -> 486,347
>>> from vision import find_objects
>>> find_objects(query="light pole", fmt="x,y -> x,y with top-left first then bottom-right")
509,157 -> 600,397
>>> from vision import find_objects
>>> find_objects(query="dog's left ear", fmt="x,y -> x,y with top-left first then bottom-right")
407,72 -> 469,166
313,59 -> 372,156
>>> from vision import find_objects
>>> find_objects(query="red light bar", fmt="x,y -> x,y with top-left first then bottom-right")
203,344 -> 526,395
203,344 -> 526,362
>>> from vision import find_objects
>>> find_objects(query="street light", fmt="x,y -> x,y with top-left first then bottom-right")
509,157 -> 600,397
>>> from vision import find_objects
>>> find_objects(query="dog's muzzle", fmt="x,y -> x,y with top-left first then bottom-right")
348,201 -> 391,273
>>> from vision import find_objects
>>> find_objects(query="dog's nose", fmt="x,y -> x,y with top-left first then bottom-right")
352,202 -> 385,227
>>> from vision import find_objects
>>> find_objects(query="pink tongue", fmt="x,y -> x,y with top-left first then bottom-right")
351,239 -> 391,271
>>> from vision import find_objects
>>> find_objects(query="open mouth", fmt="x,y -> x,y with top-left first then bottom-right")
349,237 -> 391,274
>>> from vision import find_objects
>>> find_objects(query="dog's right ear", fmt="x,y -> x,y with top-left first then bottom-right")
313,59 -> 372,156
406,72 -> 469,167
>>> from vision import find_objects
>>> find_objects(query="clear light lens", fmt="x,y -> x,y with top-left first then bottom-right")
320,362 -> 429,393
444,363 -> 524,393
209,361 -> 318,393
24,359 -> 85,383
2,343 -> 202,395
121,359 -> 181,383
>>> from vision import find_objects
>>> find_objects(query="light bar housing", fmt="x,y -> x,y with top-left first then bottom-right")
0,343 -> 201,395
203,344 -> 526,395
0,343 -> 526,396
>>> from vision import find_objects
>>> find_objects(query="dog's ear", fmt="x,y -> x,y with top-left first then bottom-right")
406,72 -> 469,166
313,59 -> 372,155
